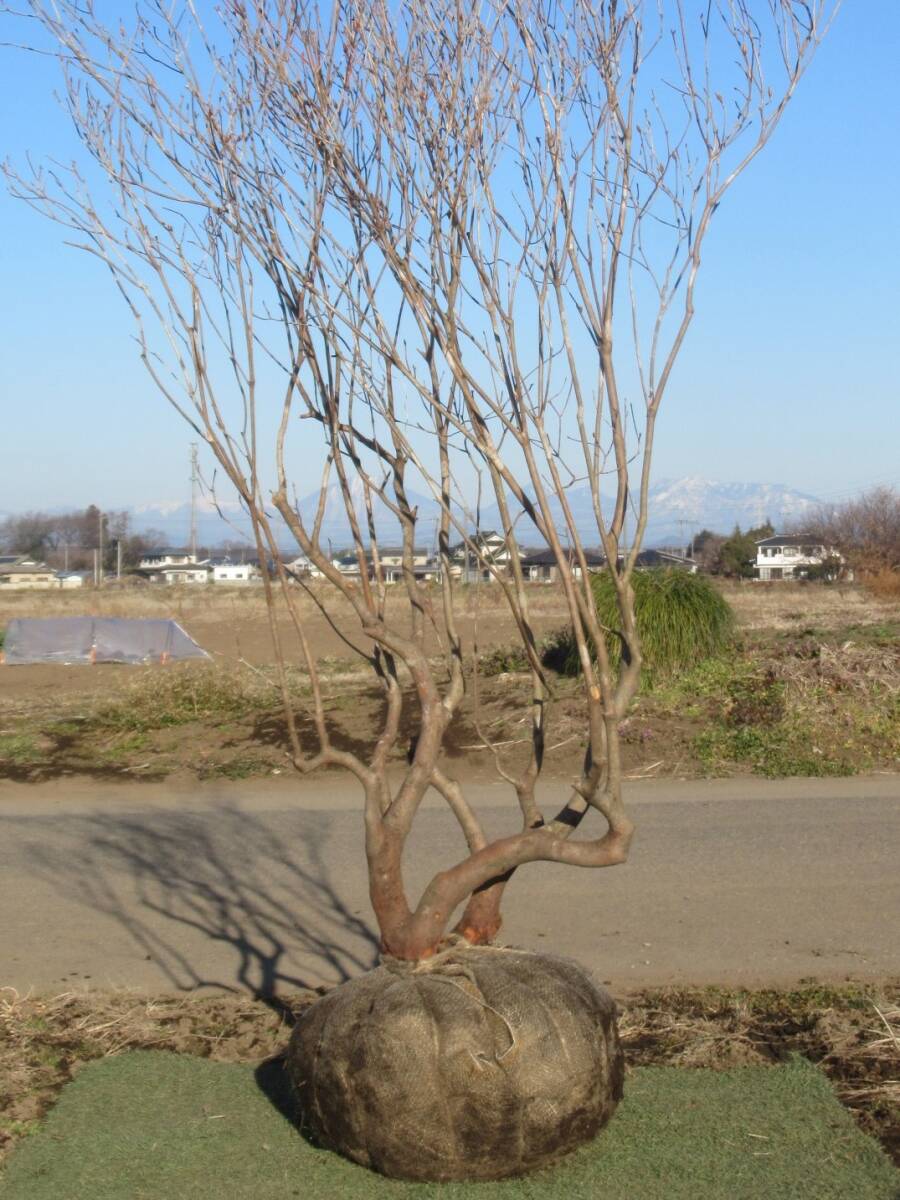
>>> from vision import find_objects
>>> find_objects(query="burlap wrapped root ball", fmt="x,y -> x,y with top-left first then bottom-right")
286,946 -> 624,1181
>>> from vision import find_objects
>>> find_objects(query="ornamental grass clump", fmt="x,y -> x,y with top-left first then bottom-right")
11,0 -> 835,1181
549,569 -> 735,680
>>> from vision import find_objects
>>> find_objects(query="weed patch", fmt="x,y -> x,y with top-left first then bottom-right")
90,665 -> 280,732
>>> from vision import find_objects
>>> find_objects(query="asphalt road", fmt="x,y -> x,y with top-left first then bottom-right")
1,774 -> 897,996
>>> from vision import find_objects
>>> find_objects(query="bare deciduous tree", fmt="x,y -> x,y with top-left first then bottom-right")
5,0 -> 836,964
801,486 -> 900,577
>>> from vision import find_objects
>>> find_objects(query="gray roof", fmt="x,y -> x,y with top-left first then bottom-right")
0,560 -> 53,575
633,549 -> 697,567
521,547 -> 607,567
756,535 -> 823,547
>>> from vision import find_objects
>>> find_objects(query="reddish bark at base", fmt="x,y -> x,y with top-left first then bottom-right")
453,878 -> 507,946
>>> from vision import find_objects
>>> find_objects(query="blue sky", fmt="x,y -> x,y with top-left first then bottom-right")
1,2 -> 898,515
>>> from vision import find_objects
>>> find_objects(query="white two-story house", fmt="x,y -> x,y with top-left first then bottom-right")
138,548 -> 210,585
755,534 -> 837,580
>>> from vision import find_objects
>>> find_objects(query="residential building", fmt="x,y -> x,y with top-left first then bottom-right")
632,549 -> 698,573
285,553 -> 318,578
56,571 -> 86,589
329,547 -> 437,584
139,547 -> 200,570
157,564 -> 211,585
210,560 -> 256,585
755,535 -> 836,580
448,531 -> 522,583
519,546 -> 697,582
0,556 -> 60,589
138,547 -> 212,584
520,547 -> 607,583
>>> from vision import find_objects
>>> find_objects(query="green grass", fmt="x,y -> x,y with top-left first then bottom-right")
1,1051 -> 896,1199
547,568 -> 735,679
0,734 -> 43,766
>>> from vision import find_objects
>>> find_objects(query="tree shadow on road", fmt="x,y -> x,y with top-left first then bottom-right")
18,805 -> 380,1018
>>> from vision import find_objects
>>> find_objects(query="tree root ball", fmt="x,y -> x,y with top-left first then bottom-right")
285,946 -> 624,1181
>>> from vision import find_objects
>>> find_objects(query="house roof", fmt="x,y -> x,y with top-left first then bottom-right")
755,535 -> 824,547
520,547 -> 607,568
0,560 -> 53,575
633,549 -> 697,568
450,530 -> 504,549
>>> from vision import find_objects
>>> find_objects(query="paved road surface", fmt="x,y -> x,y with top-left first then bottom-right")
1,774 -> 897,996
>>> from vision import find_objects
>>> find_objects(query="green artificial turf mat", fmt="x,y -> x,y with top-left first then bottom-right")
1,1051 -> 897,1200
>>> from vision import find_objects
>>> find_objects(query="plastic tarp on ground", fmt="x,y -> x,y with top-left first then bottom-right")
1,618 -> 209,665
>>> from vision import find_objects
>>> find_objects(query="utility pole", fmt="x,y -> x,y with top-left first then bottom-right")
677,519 -> 697,561
98,510 -> 104,585
189,442 -> 200,562
116,539 -> 123,580
93,547 -> 99,587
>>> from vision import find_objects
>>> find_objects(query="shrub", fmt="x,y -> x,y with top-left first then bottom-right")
864,569 -> 900,600
546,569 -> 734,679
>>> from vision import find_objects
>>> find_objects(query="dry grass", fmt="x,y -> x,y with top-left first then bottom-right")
719,580 -> 900,632
2,982 -> 897,1169
865,570 -> 900,601
5,576 -> 894,632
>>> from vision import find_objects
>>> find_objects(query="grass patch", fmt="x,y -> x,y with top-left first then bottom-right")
0,735 -> 44,767
196,754 -> 279,780
693,724 -> 855,778
2,1051 -> 897,1199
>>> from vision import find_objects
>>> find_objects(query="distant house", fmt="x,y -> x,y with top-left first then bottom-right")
0,556 -> 59,589
138,548 -> 211,585
372,546 -> 430,568
632,549 -> 698,573
139,548 -> 199,570
328,547 -> 437,584
520,546 -> 697,582
56,571 -> 86,589
158,564 -> 211,585
209,560 -> 256,585
448,531 -> 522,583
755,534 -> 837,580
285,553 -> 318,579
520,547 -> 607,583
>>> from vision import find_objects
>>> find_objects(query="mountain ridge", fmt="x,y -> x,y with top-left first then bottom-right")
125,476 -> 820,550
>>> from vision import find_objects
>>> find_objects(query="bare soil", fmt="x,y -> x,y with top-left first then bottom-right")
1,581 -> 897,784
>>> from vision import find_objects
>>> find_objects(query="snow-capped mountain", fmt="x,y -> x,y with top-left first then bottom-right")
127,476 -> 819,550
637,477 -> 819,543
130,495 -> 261,548
477,476 -> 819,546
